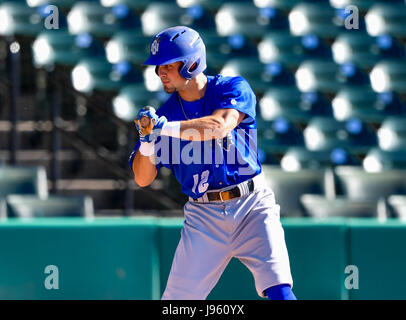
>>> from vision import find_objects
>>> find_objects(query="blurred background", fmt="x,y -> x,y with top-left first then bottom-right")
1,0 -> 406,300
1,0 -> 406,219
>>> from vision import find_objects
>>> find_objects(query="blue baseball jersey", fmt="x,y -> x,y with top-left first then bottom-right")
129,74 -> 262,199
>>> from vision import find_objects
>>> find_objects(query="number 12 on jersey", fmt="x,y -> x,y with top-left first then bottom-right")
192,170 -> 210,194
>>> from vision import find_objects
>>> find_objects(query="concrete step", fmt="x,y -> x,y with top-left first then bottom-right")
0,120 -> 78,150
0,119 -> 122,151
50,179 -> 181,211
0,149 -> 125,179
0,92 -> 78,122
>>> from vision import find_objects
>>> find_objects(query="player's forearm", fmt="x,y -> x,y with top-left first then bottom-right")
178,116 -> 229,141
132,149 -> 157,187
159,109 -> 242,142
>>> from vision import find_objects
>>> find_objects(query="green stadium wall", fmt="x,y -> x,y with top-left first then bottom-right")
0,217 -> 405,300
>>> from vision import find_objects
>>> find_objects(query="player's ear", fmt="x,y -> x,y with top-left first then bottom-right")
178,62 -> 185,73
189,62 -> 198,72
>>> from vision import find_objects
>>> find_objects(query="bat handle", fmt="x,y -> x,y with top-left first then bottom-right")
140,116 -> 154,135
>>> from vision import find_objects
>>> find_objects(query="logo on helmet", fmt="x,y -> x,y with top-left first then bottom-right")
151,38 -> 160,55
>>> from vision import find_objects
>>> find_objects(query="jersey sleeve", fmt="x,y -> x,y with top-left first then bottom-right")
212,76 -> 256,121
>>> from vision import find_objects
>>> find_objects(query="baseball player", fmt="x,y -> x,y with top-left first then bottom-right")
129,26 -> 296,300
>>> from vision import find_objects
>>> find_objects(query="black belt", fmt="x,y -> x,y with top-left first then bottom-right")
195,179 -> 255,202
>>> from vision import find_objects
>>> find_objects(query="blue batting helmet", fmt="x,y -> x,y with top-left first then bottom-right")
143,26 -> 207,80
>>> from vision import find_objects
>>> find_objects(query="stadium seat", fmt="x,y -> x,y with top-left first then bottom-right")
261,165 -> 333,217
112,83 -> 169,122
99,0 -> 162,13
329,0 -> 404,12
67,2 -> 141,38
288,3 -> 341,39
26,0 -> 93,11
141,2 -> 215,37
257,116 -> 305,163
369,60 -> 406,94
363,147 -> 406,172
215,3 -> 288,39
332,32 -> 383,70
295,60 -> 341,94
258,115 -> 305,142
32,30 -> 106,68
365,4 -> 406,39
0,165 -> 48,199
374,35 -> 406,60
258,31 -> 331,69
303,116 -> 377,153
101,0 -> 223,14
331,88 -> 405,125
338,62 -> 371,87
257,150 -> 279,165
258,31 -> 302,67
105,30 -> 151,65
259,87 -> 332,124
281,146 -> 359,171
221,58 -> 295,95
71,57 -> 143,93
0,2 -> 43,37
334,165 -> 406,201
300,194 -> 385,218
254,0 -> 322,12
387,195 -> 406,220
295,60 -> 371,94
175,0 -> 227,12
202,31 -> 258,72
377,117 -> 406,151
299,91 -> 333,118
6,194 -> 94,218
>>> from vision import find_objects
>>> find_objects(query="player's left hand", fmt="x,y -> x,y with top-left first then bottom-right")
134,107 -> 167,143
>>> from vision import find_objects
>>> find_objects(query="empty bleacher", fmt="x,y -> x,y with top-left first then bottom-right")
0,0 -> 405,218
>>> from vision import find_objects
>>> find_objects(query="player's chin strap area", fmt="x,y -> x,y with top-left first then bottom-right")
189,172 -> 267,203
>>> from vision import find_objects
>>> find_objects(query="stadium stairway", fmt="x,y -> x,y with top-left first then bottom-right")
0,80 -> 184,215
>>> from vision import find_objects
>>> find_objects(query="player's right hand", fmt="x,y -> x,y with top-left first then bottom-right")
134,106 -> 167,143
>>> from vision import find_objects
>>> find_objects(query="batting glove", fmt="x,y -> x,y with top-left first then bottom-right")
135,107 -> 167,143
